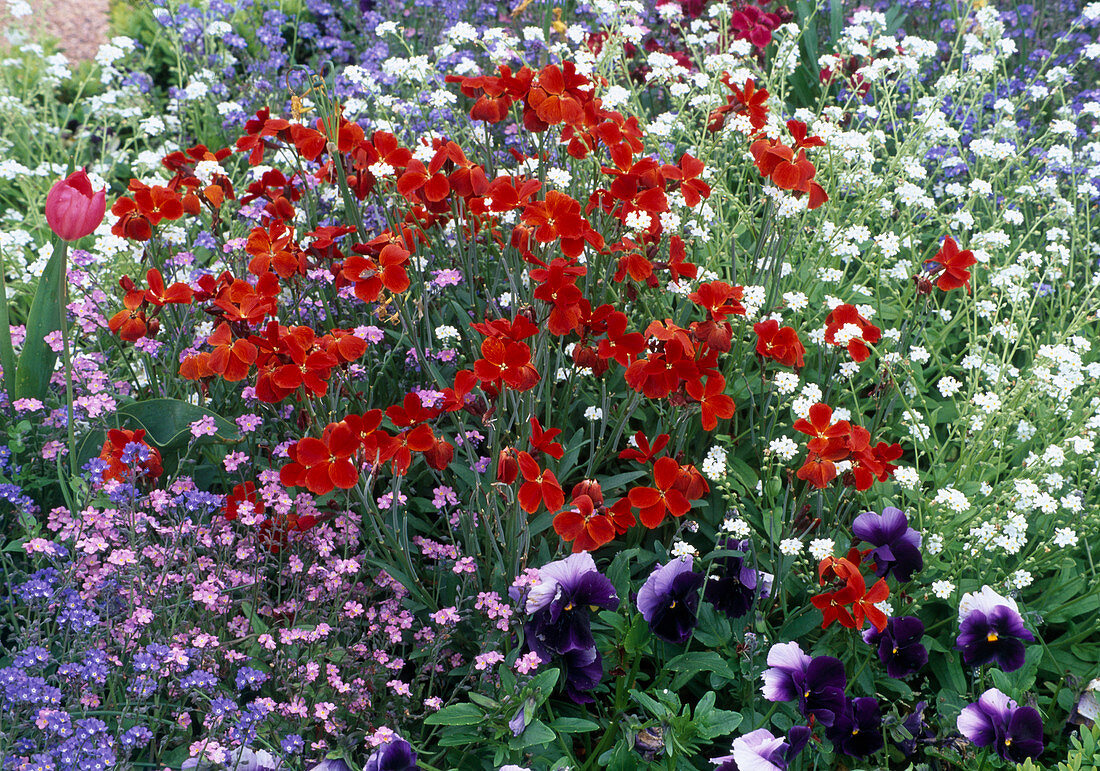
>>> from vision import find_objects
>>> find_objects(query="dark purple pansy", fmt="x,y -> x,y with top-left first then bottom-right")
561,646 -> 605,704
956,587 -> 1034,672
760,642 -> 847,726
704,538 -> 767,619
863,616 -> 928,678
637,556 -> 704,644
957,688 -> 1044,763
524,555 -> 619,703
826,697 -> 883,757
363,738 -> 418,771
851,507 -> 923,582
896,700 -> 933,757
525,553 -> 620,658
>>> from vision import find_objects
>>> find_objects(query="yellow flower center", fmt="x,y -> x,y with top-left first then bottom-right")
987,632 -> 999,642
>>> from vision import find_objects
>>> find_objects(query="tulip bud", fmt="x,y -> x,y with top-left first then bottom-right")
45,169 -> 106,242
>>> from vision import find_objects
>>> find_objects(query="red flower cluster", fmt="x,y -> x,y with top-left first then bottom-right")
622,432 -> 709,528
793,403 -> 902,490
108,269 -> 193,341
749,120 -> 828,209
812,549 -> 889,632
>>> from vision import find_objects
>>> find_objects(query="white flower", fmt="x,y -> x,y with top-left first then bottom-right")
1053,528 -> 1078,547
583,406 -> 603,422
779,538 -> 803,556
931,580 -> 956,599
768,436 -> 798,461
808,538 -> 835,560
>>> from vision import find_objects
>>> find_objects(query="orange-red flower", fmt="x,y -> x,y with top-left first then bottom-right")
824,304 -> 881,363
628,456 -> 692,528
516,451 -> 564,514
97,428 -> 163,484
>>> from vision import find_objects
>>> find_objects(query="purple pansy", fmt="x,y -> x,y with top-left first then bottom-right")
826,697 -> 883,757
363,738 -> 419,771
955,586 -> 1035,672
704,538 -> 767,619
760,642 -> 847,726
896,701 -> 934,757
957,688 -> 1044,762
862,616 -> 928,678
525,553 -> 620,657
524,554 -> 619,703
712,726 -> 811,771
851,507 -> 923,582
637,556 -> 704,644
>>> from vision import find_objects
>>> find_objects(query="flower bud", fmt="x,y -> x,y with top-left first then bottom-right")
45,169 -> 106,241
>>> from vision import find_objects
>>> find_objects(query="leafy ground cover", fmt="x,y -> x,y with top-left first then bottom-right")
1,0 -> 1100,769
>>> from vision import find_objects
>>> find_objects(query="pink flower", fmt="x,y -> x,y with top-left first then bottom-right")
514,652 -> 543,674
474,651 -> 504,671
45,169 -> 106,242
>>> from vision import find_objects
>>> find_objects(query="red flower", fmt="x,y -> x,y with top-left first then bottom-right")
472,337 -> 540,392
97,428 -> 163,484
753,319 -> 805,368
628,456 -> 691,528
553,494 -> 616,552
924,236 -> 977,292
280,421 -> 362,495
708,76 -> 768,133
516,451 -> 564,514
528,417 -> 564,460
224,481 -> 264,522
824,304 -> 881,362
207,322 -> 258,382
108,289 -> 149,342
619,431 -> 670,465
686,374 -> 735,431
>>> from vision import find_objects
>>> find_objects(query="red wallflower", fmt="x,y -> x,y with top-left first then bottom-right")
754,319 -> 805,367
280,421 -> 362,495
516,451 -> 565,514
685,374 -> 735,431
708,76 -> 768,133
628,456 -> 692,528
924,236 -> 977,291
97,428 -> 163,484
553,493 -> 616,552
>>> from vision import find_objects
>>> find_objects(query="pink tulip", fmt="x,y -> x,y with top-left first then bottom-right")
44,169 -> 106,242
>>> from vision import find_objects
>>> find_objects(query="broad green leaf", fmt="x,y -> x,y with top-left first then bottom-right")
114,398 -> 240,450
550,717 -> 600,733
423,702 -> 484,726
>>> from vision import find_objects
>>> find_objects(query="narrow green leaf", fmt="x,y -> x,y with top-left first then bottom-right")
14,243 -> 64,401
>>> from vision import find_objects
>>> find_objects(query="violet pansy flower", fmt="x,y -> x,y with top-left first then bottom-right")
862,616 -> 928,678
957,687 -> 1044,762
363,737 -> 419,771
851,507 -> 922,582
523,554 -> 619,703
637,556 -> 704,644
955,586 -> 1035,672
760,641 -> 847,726
525,553 -> 619,657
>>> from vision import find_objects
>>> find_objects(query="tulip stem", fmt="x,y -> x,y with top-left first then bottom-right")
55,240 -> 77,479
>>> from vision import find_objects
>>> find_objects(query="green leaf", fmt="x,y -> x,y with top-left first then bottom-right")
509,718 -> 556,750
114,398 -> 240,450
14,242 -> 64,401
423,702 -> 484,726
467,691 -> 499,709
666,652 -> 737,689
526,667 -> 560,707
550,717 -> 600,733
